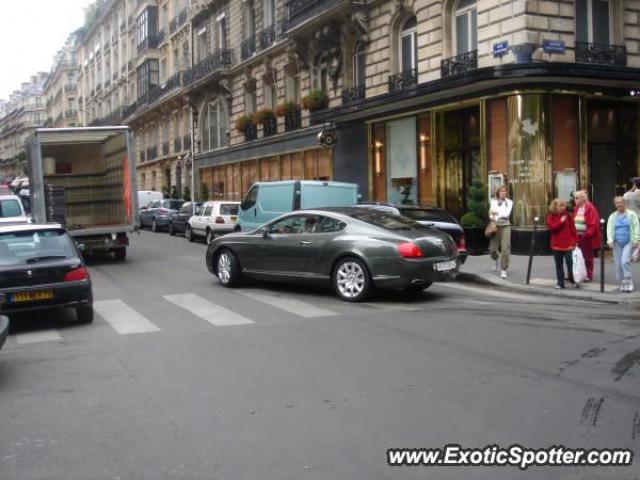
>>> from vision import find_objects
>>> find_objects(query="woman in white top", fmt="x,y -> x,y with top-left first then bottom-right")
489,186 -> 513,278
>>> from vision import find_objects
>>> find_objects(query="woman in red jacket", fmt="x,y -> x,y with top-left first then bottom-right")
572,190 -> 602,281
547,198 -> 578,289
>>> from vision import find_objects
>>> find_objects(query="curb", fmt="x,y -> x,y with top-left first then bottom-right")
458,272 -> 640,305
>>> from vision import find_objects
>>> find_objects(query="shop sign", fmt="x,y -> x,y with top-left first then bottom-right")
542,40 -> 566,54
509,159 -> 544,184
493,41 -> 509,58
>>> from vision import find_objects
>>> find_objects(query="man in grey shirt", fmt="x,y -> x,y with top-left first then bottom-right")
624,177 -> 640,260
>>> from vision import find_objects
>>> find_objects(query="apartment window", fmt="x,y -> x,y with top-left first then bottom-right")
217,13 -> 227,50
454,0 -> 477,54
245,0 -> 256,38
162,5 -> 169,32
245,80 -> 257,114
312,63 -> 329,92
286,74 -> 300,103
263,0 -> 276,27
136,59 -> 159,99
197,26 -> 208,61
161,59 -> 167,82
182,43 -> 190,69
353,42 -> 366,87
264,71 -> 277,109
576,0 -> 611,44
136,7 -> 158,47
400,16 -> 417,72
201,100 -> 228,151
173,48 -> 180,72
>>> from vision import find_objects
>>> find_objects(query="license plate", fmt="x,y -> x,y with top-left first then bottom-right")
435,260 -> 457,272
12,290 -> 54,303
230,216 -> 237,222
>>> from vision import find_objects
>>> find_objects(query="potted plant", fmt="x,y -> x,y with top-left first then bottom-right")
235,113 -> 257,141
302,89 -> 329,111
460,180 -> 490,254
276,101 -> 302,131
255,108 -> 277,136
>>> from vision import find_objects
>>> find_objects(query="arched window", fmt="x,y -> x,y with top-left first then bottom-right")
400,16 -> 417,72
201,100 -> 228,152
353,41 -> 366,87
454,0 -> 477,54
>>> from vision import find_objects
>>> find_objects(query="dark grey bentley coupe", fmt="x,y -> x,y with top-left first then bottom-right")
205,207 -> 460,302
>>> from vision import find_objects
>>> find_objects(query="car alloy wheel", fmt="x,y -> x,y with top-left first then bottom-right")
334,258 -> 370,302
218,251 -> 231,285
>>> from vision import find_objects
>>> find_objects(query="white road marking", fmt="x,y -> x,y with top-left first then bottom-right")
236,290 -> 339,318
94,300 -> 161,335
15,330 -> 62,345
164,293 -> 254,326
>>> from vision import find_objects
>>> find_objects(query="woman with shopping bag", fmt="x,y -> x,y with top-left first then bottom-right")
546,199 -> 578,289
607,196 -> 640,292
488,186 -> 513,279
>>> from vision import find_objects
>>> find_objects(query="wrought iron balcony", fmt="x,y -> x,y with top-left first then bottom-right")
174,137 -> 182,152
170,9 -> 188,34
575,41 -> 626,67
263,116 -> 278,137
284,109 -> 302,132
122,102 -> 138,119
388,68 -> 418,93
241,37 -> 256,60
259,25 -> 276,50
441,50 -> 478,78
183,49 -> 233,86
284,0 -> 345,31
183,135 -> 191,150
342,85 -> 365,105
137,35 -> 159,54
244,123 -> 258,142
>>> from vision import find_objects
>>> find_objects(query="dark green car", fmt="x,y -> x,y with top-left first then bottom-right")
206,207 -> 459,302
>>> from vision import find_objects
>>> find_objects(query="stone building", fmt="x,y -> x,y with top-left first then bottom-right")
43,34 -> 81,128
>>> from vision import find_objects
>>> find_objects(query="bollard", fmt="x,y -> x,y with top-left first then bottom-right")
526,217 -> 539,285
600,218 -> 606,293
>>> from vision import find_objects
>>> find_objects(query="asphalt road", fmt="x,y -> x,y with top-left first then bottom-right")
1,230 -> 639,480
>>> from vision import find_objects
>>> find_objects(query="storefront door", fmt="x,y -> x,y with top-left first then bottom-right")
590,144 -> 617,218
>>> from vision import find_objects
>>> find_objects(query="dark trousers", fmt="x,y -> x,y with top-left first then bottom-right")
553,250 -> 574,287
577,235 -> 594,280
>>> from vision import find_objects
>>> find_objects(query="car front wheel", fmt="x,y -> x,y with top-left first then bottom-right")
332,257 -> 371,302
76,306 -> 94,323
217,249 -> 242,287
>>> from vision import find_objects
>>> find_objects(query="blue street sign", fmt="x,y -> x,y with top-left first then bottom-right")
542,40 -> 566,54
493,41 -> 509,58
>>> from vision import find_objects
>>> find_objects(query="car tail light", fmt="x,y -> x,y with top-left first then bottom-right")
397,242 -> 423,258
215,216 -> 225,224
65,266 -> 89,282
456,234 -> 467,253
158,208 -> 168,214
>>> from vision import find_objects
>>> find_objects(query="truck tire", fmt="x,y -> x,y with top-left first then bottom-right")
76,306 -> 94,324
114,247 -> 127,261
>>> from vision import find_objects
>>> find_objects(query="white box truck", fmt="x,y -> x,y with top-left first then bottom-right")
28,127 -> 138,260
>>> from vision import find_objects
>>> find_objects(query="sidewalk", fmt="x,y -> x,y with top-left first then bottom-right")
459,253 -> 640,304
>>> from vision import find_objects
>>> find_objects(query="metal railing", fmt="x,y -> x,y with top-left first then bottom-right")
388,68 -> 418,92
241,37 -> 256,60
575,41 -> 627,67
342,85 -> 365,105
263,116 -> 278,137
284,109 -> 301,132
183,49 -> 233,86
259,25 -> 276,50
441,50 -> 478,78
137,35 -> 159,54
244,123 -> 258,142
284,0 -> 345,31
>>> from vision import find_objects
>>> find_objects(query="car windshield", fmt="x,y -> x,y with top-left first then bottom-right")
0,230 -> 77,266
346,210 -> 427,231
164,200 -> 184,210
0,199 -> 22,218
399,208 -> 457,223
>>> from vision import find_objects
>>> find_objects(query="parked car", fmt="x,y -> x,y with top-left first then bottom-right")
237,180 -> 360,231
139,199 -> 185,232
187,201 -> 240,244
0,223 -> 93,323
137,190 -> 163,211
0,194 -> 29,225
206,207 -> 459,302
355,203 -> 467,263
169,201 -> 202,236
0,315 -> 8,351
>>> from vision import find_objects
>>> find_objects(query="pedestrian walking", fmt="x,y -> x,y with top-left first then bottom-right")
607,196 -> 640,292
572,190 -> 601,282
489,186 -> 513,279
623,177 -> 640,261
546,199 -> 578,289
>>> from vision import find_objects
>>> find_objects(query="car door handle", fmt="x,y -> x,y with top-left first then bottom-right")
300,241 -> 311,246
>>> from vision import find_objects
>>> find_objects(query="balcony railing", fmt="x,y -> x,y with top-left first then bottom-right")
162,142 -> 169,156
259,25 -> 276,50
263,116 -> 277,137
284,109 -> 301,132
170,8 -> 188,34
284,0 -> 345,31
137,35 -> 159,54
241,37 -> 256,60
244,123 -> 258,142
575,41 -> 627,67
183,135 -> 191,150
64,84 -> 77,94
174,137 -> 182,152
388,68 -> 418,93
183,49 -> 233,86
441,50 -> 478,78
342,85 -> 365,105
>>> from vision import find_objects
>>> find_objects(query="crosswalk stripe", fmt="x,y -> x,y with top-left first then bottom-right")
236,290 -> 339,318
164,293 -> 254,326
15,330 -> 62,345
94,300 -> 161,335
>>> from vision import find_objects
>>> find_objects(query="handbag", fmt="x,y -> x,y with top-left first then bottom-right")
484,221 -> 498,238
572,248 -> 587,284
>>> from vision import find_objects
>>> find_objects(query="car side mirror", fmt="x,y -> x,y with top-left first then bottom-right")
262,229 -> 271,240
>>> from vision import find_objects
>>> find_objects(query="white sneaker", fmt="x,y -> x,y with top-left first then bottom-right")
500,270 -> 508,279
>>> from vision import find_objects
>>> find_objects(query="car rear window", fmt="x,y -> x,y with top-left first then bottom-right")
220,204 -> 239,215
163,200 -> 184,210
0,230 -> 77,266
399,208 -> 457,223
346,210 -> 426,231
0,199 -> 22,218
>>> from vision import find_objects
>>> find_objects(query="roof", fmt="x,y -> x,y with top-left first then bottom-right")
0,223 -> 63,234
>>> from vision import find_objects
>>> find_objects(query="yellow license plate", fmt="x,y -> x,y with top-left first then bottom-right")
12,290 -> 54,303
230,216 -> 237,222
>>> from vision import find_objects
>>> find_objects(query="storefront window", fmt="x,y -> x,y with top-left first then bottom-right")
386,117 -> 417,205
507,94 -> 548,226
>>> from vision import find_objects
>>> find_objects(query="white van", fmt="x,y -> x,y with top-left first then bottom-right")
137,190 -> 163,211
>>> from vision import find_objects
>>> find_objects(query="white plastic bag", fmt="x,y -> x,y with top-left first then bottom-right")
572,248 -> 587,284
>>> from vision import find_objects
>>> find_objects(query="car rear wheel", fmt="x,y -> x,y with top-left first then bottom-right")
332,257 -> 371,302
76,306 -> 94,323
169,223 -> 175,236
114,247 -> 126,261
206,229 -> 215,245
151,219 -> 159,232
186,225 -> 194,242
217,249 -> 242,287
